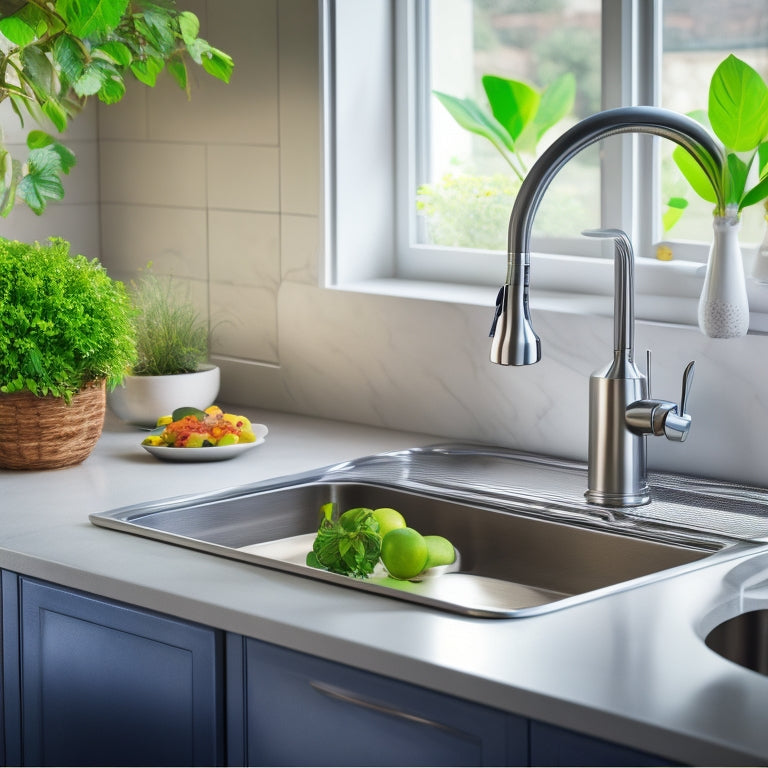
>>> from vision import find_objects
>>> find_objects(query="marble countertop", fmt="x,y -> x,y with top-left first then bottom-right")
3,407 -> 768,765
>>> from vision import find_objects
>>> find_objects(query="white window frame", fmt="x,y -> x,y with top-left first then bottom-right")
323,0 -> 768,329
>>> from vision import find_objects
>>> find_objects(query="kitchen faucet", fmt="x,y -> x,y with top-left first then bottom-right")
489,106 -> 724,506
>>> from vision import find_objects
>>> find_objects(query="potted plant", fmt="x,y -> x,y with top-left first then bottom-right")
670,54 -> 768,338
0,238 -> 136,469
107,271 -> 219,427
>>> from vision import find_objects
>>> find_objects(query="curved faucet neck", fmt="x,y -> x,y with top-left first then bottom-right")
507,106 -> 725,256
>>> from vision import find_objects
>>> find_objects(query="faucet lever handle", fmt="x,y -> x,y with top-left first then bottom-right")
663,360 -> 695,442
680,360 -> 695,416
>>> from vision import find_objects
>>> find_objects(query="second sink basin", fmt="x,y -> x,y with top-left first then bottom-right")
90,445 -> 754,618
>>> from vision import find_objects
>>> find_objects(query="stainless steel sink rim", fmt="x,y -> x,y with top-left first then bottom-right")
90,445 -> 763,618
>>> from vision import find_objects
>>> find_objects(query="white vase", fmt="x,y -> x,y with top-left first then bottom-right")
107,364 -> 221,427
698,213 -> 749,338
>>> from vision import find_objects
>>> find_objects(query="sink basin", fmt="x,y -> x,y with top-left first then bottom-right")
706,610 -> 768,676
90,445 -> 756,618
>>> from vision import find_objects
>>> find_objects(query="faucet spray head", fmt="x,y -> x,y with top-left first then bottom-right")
489,253 -> 541,365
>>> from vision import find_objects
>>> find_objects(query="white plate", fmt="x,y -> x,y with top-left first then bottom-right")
141,424 -> 268,462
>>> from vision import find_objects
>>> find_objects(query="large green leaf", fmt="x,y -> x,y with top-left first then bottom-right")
672,144 -> 718,205
19,44 -> 55,95
741,175 -> 768,210
0,15 -> 37,46
17,146 -> 65,215
53,34 -> 86,85
709,54 -> 768,151
725,152 -> 748,205
517,72 -> 575,153
56,0 -> 130,38
200,46 -> 234,84
741,142 -> 768,209
482,75 -> 539,143
178,11 -> 200,45
93,41 -> 132,67
166,57 -> 188,93
130,56 -> 165,87
433,91 -> 513,153
27,131 -> 76,175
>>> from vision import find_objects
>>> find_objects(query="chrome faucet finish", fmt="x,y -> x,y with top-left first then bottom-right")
489,106 -> 720,506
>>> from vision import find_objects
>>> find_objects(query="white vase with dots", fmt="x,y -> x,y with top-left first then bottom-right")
698,209 -> 749,338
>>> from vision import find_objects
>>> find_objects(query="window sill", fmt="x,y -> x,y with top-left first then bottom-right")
332,275 -> 768,335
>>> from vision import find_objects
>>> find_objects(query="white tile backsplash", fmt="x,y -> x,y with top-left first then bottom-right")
99,204 -> 209,280
99,141 -> 207,208
207,145 -> 280,212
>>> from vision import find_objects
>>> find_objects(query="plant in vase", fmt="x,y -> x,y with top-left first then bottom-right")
108,271 -> 219,427
670,54 -> 768,338
0,237 -> 136,469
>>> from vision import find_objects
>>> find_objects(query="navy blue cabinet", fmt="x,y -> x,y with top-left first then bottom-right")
228,635 -> 526,766
530,721 -> 675,766
0,571 -> 676,767
5,574 -> 224,766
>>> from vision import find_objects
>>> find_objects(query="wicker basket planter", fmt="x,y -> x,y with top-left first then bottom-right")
0,380 -> 106,471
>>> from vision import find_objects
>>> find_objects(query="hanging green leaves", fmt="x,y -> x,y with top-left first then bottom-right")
0,0 -> 235,216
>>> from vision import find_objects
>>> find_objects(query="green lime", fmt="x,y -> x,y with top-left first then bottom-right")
372,507 -> 407,538
423,535 -> 456,569
381,527 -> 429,580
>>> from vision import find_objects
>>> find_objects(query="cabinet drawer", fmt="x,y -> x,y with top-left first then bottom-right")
236,637 -> 525,766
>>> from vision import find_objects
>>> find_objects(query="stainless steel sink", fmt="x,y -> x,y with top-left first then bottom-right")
91,445 -> 762,618
705,610 -> 768,676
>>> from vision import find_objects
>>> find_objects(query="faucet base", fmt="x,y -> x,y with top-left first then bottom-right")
585,487 -> 650,507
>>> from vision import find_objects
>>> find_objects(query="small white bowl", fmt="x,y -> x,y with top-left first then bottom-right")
108,364 -> 220,427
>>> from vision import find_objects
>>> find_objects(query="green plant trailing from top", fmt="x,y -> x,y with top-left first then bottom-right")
434,72 -> 576,182
130,270 -> 208,376
671,54 -> 768,219
0,237 -> 136,401
0,0 -> 234,216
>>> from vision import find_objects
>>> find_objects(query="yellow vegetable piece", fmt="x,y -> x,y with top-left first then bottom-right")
223,413 -> 252,431
205,405 -> 223,417
217,433 -> 239,446
141,435 -> 165,446
238,430 -> 256,443
156,415 -> 173,426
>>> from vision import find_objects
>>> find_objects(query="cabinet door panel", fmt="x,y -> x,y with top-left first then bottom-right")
241,637 -> 524,767
19,578 -> 223,767
530,721 -> 675,766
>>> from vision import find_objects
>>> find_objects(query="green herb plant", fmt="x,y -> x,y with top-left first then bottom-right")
0,237 -> 136,401
671,54 -> 768,221
130,270 -> 208,376
0,0 -> 234,216
306,504 -> 382,579
434,72 -> 576,183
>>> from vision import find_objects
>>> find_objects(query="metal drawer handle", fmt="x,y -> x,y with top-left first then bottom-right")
309,680 -> 463,736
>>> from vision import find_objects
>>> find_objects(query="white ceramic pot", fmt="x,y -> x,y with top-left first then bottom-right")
108,364 -> 221,427
698,213 -> 749,338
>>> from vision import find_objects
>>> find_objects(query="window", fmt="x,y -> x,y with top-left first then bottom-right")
326,1 -> 768,325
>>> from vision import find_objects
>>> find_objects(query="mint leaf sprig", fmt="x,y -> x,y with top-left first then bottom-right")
306,504 -> 382,579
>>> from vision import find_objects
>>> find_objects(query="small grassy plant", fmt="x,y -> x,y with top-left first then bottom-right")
0,237 -> 136,402
130,272 -> 209,377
